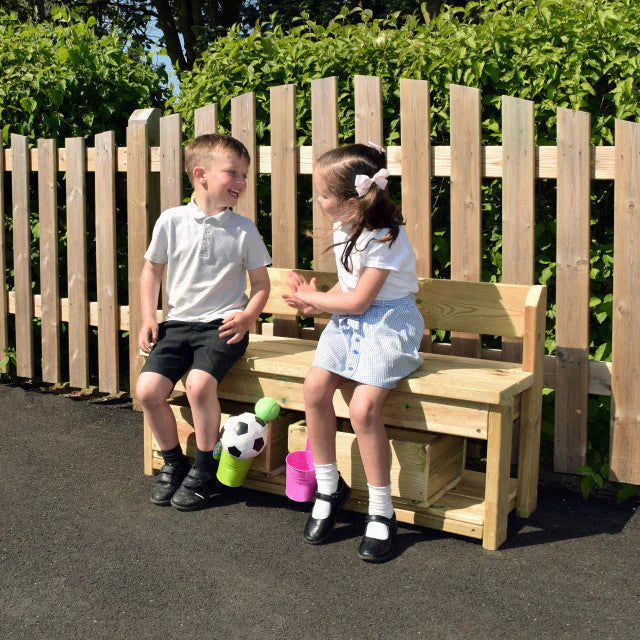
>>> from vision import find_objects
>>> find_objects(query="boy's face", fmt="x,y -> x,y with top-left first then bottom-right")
193,152 -> 249,212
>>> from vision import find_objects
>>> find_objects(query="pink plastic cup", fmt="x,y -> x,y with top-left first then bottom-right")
285,439 -> 316,502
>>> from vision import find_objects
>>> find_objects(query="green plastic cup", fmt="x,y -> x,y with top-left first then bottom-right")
216,449 -> 253,487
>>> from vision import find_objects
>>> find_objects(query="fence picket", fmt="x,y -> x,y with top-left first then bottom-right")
95,131 -> 119,394
354,75 -> 383,145
0,140 -> 8,373
270,84 -> 298,337
66,137 -> 89,389
11,134 -> 34,378
127,109 -> 161,401
311,77 -> 339,338
610,119 -> 640,484
194,104 -> 218,136
502,97 -> 535,364
38,139 -> 60,384
231,93 -> 258,225
554,108 -> 591,473
450,85 -> 482,358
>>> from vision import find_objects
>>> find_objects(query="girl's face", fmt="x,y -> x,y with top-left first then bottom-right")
313,169 -> 355,222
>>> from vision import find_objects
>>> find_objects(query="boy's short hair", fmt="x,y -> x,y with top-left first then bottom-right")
185,134 -> 251,186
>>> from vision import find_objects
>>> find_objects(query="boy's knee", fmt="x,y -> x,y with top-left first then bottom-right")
136,378 -> 167,408
185,375 -> 218,407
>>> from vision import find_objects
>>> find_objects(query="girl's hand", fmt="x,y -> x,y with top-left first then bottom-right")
286,270 -> 318,297
282,293 -> 322,315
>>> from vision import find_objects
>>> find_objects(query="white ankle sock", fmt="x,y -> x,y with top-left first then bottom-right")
366,483 -> 394,540
311,462 -> 339,519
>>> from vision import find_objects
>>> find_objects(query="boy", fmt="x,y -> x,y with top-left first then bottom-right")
136,134 -> 271,511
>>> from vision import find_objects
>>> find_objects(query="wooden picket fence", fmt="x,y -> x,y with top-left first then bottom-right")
0,76 -> 638,485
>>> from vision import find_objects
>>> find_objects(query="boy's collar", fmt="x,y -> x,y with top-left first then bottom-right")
188,197 -> 232,223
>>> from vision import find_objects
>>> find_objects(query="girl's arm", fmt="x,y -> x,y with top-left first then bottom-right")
285,267 -> 389,316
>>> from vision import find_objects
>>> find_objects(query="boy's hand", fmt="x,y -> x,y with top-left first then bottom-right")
219,311 -> 251,344
138,319 -> 158,353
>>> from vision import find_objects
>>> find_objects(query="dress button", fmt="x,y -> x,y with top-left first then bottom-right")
347,366 -> 353,371
353,350 -> 359,354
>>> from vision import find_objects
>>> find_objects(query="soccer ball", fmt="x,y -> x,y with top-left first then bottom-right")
220,412 -> 267,460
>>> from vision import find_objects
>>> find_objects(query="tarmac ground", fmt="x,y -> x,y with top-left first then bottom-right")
1,382 -> 638,640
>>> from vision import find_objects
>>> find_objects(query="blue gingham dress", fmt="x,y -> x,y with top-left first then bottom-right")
313,296 -> 424,389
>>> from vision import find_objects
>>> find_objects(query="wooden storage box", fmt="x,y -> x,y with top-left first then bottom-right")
150,399 -> 292,475
288,421 -> 466,505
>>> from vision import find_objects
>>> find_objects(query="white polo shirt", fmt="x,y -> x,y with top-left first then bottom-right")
332,223 -> 418,300
145,200 -> 271,322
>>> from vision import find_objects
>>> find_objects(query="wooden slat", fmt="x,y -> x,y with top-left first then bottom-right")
66,137 -> 89,389
354,75 -> 383,145
270,84 -> 298,337
194,104 -> 218,136
311,77 -> 339,337
516,285 -> 547,516
610,119 -> 640,484
2,143 -> 620,180
159,114 -> 183,211
37,139 -> 60,384
0,139 -> 6,373
502,96 -> 535,363
400,78 -> 431,279
231,92 -> 258,224
483,402 -> 513,550
450,85 -> 482,358
127,109 -> 161,400
11,134 -> 34,378
554,108 -> 591,473
95,131 -> 119,394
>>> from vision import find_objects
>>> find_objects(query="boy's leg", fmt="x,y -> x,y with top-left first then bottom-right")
136,371 -> 190,505
136,371 -> 180,450
170,369 -> 221,511
184,368 -> 221,453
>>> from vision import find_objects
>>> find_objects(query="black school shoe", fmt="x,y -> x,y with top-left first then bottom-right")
303,475 -> 351,544
358,513 -> 398,563
170,466 -> 219,511
150,461 -> 190,506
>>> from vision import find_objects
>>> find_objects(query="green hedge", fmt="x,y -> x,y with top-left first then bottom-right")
177,0 -> 640,480
0,8 -> 169,145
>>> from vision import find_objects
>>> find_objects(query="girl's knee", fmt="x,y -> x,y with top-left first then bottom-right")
303,374 -> 331,407
349,398 -> 380,429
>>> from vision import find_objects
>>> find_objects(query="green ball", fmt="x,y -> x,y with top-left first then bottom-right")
254,397 -> 280,422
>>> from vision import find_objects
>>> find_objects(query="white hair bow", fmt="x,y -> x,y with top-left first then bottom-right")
354,168 -> 390,197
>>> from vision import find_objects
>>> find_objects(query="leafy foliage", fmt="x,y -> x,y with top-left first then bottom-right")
177,0 -> 640,491
0,7 -> 169,145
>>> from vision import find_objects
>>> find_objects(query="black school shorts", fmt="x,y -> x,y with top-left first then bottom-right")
140,319 -> 249,384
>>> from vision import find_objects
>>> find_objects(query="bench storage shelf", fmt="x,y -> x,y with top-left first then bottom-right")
142,267 -> 546,551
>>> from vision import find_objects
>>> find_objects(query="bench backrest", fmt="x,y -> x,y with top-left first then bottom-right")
260,267 -> 545,340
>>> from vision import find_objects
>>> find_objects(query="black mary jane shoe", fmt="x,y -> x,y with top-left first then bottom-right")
358,513 -> 398,563
303,475 -> 351,545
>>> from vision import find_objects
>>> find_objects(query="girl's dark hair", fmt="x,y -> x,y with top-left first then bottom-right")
316,143 -> 404,272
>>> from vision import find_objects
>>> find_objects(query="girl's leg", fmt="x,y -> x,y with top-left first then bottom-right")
303,367 -> 349,531
349,384 -> 396,548
303,366 -> 344,464
136,371 -> 179,451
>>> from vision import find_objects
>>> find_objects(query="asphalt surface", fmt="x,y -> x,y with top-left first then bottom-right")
1,382 -> 638,640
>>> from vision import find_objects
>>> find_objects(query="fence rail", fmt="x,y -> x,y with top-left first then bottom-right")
0,76 -> 638,484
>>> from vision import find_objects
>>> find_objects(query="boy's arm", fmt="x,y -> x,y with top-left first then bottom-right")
218,266 -> 271,344
138,260 -> 165,353
285,267 -> 388,316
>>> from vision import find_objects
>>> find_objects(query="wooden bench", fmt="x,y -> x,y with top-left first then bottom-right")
141,267 -> 546,550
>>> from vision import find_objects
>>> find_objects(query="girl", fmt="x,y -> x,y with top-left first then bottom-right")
283,142 -> 424,562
